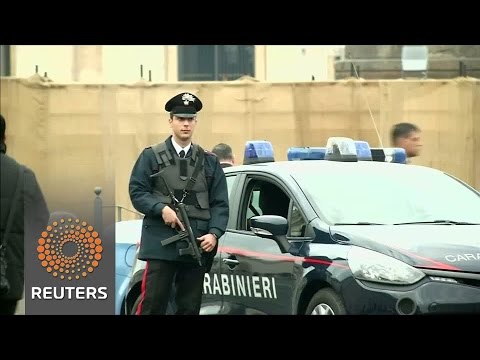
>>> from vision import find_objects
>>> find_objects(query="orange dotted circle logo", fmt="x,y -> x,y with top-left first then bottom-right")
37,218 -> 103,280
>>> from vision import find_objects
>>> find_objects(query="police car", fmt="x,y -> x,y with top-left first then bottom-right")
124,138 -> 480,315
112,219 -> 142,315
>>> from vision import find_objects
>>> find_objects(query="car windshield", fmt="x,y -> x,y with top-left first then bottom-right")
294,164 -> 480,225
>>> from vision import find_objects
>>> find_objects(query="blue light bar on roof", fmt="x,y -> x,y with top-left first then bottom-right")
384,148 -> 407,164
285,138 -> 408,164
243,140 -> 275,165
324,137 -> 358,162
287,147 -> 326,161
354,141 -> 372,161
370,147 -> 407,164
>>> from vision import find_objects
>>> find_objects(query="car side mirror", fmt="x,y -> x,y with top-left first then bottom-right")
250,215 -> 291,253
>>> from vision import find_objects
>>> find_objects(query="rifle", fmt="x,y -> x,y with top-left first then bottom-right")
151,171 -> 203,266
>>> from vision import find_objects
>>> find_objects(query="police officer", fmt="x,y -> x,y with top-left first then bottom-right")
129,92 -> 229,315
211,143 -> 235,168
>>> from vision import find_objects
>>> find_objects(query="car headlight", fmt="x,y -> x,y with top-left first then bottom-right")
347,246 -> 425,285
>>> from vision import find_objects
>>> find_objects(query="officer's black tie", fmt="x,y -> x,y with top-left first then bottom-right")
179,150 -> 186,158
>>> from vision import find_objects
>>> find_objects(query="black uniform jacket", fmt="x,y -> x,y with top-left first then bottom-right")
129,136 -> 229,269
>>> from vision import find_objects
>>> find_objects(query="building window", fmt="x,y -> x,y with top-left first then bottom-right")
0,45 -> 11,76
178,45 -> 255,81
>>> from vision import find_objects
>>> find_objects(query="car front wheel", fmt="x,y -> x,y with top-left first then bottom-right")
306,288 -> 346,315
130,295 -> 142,315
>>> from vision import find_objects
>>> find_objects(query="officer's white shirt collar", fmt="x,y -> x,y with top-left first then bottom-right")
171,137 -> 191,157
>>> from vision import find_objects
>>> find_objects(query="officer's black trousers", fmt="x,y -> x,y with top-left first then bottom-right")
137,259 -> 206,315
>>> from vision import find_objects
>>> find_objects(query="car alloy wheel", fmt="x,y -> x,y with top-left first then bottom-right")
305,288 -> 346,315
310,303 -> 335,315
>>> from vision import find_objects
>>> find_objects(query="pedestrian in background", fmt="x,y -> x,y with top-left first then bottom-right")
0,114 -> 49,315
212,143 -> 235,168
390,122 -> 423,160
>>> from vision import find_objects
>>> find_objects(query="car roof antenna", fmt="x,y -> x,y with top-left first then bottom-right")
348,54 -> 384,148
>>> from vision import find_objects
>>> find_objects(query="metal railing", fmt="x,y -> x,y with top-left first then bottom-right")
102,205 -> 144,222
340,58 -> 480,78
93,187 -> 144,232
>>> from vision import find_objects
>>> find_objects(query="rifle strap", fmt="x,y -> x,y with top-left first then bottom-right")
183,145 -> 205,196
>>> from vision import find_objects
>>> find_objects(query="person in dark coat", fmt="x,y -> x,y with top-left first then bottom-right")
0,114 -> 49,315
212,143 -> 235,168
129,92 -> 229,315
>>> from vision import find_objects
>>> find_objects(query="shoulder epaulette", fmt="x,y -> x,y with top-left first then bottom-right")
204,149 -> 216,156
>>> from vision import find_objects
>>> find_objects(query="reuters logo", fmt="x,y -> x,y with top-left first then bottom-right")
37,218 -> 103,280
